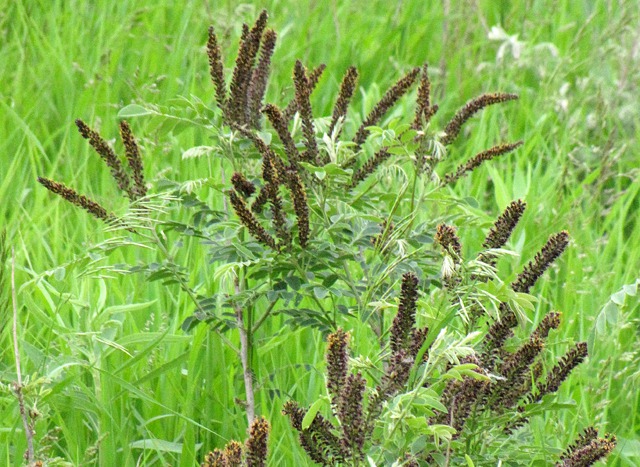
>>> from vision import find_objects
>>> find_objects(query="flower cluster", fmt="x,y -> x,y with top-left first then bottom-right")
39,119 -> 146,226
202,416 -> 270,467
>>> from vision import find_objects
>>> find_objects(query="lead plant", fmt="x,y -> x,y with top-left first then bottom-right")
36,9 -> 616,466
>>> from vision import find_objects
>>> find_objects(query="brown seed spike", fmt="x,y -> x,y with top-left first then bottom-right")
329,66 -> 359,137
480,303 -> 518,369
293,60 -> 319,163
282,401 -> 344,464
306,64 -> 327,90
119,120 -> 146,199
229,190 -> 277,250
412,64 -> 432,130
409,327 -> 429,361
227,22 -> 258,125
326,329 -> 350,412
283,64 -> 327,121
389,272 -> 420,354
75,119 -> 135,200
424,103 -> 439,122
498,336 -> 544,385
482,199 -> 527,251
337,372 -> 366,458
441,92 -> 519,145
249,10 -> 269,45
251,187 -> 270,213
207,26 -> 227,112
245,416 -> 270,467
434,224 -> 462,257
512,230 -> 570,293
526,342 -> 588,405
263,103 -> 300,169
38,177 -> 115,224
557,435 -> 616,466
248,29 -> 277,129
226,10 -> 268,125
231,172 -> 256,198
223,440 -> 244,466
202,449 -> 225,467
559,427 -> 599,461
353,67 -> 421,150
531,311 -> 561,340
228,121 -> 288,176
286,169 -> 310,248
442,141 -> 523,185
263,174 -> 290,249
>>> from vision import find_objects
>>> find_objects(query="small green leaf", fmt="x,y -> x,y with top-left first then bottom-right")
53,266 -> 66,281
181,315 -> 199,332
313,287 -> 329,300
405,416 -> 428,430
302,399 -> 325,430
323,163 -> 352,176
464,454 -> 475,467
285,275 -> 301,291
463,196 -> 479,208
322,274 -> 339,288
400,128 -> 418,143
603,301 -> 618,325
256,130 -> 272,145
387,145 -> 407,155
118,104 -> 153,118
611,290 -> 627,306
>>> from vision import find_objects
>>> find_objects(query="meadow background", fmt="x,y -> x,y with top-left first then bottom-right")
1,0 -> 639,465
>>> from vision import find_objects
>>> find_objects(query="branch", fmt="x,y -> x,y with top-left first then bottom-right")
234,278 -> 255,426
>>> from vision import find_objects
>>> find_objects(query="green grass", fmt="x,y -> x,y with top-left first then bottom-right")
1,0 -> 639,465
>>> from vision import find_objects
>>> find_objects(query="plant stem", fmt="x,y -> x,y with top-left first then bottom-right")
235,278 -> 255,425
11,248 -> 36,463
252,297 -> 279,333
341,260 -> 362,310
409,165 -> 419,215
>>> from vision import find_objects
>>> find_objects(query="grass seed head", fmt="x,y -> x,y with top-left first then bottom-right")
75,119 -> 135,200
353,67 -> 420,149
442,141 -> 523,185
38,177 -> 114,224
118,120 -> 146,199
207,26 -> 227,111
512,230 -> 570,293
482,199 -> 527,251
248,29 -> 277,128
329,66 -> 359,137
442,92 -> 519,145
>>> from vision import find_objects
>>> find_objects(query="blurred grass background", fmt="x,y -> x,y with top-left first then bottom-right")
0,0 -> 638,465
